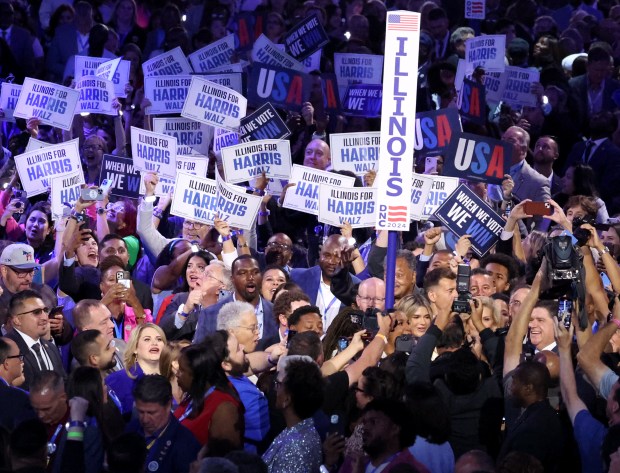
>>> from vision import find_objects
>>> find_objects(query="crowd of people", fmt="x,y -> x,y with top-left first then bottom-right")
1,0 -> 620,473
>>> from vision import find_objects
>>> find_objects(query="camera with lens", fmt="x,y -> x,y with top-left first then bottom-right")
362,307 -> 381,332
452,264 -> 472,314
572,216 -> 596,247
542,234 -> 583,284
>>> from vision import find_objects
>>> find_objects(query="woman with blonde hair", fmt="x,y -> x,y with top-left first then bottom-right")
105,323 -> 167,416
387,294 -> 433,354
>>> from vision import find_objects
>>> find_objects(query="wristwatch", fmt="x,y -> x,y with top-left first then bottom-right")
96,207 -> 105,215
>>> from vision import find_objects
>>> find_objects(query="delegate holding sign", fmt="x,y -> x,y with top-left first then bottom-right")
330,132 -> 380,176
188,34 -> 235,72
443,132 -> 511,185
221,140 -> 292,184
76,77 -> 116,115
318,184 -> 376,228
433,184 -> 504,256
374,11 -> 421,231
0,83 -> 21,122
239,103 -> 291,143
181,76 -> 247,131
283,164 -> 355,215
144,75 -> 192,115
15,138 -> 81,196
171,171 -> 218,224
14,78 -> 79,131
142,46 -> 193,77
152,117 -> 212,157
130,127 -> 177,179
216,174 -> 262,231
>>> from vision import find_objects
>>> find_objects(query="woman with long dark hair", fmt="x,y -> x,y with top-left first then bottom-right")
174,332 -> 244,453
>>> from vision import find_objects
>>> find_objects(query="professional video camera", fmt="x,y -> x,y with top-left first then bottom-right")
452,264 -> 472,314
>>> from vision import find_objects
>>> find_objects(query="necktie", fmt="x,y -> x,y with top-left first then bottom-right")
31,342 -> 48,370
583,140 -> 595,163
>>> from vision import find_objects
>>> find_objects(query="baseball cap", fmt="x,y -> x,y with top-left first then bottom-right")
0,243 -> 39,269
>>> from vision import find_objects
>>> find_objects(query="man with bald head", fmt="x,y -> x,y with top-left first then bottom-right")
290,234 -> 361,329
303,138 -> 331,170
356,278 -> 386,312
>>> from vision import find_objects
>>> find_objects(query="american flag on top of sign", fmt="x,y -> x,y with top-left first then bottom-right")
387,14 -> 420,32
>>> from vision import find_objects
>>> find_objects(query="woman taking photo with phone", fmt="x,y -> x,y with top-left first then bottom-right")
99,255 -> 152,341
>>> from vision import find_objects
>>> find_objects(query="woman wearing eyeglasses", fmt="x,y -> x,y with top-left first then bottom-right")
95,198 -> 138,240
105,323 -> 167,416
159,253 -> 231,341
174,333 -> 244,449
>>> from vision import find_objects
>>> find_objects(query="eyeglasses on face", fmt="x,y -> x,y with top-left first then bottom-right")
5,354 -> 24,361
239,324 -> 259,333
15,307 -> 50,317
357,296 -> 386,303
183,221 -> 206,229
7,266 -> 36,278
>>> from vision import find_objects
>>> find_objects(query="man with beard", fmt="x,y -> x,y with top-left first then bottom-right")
222,330 -> 269,453
290,235 -> 361,330
255,233 -> 296,273
72,299 -> 125,371
358,399 -> 430,472
532,135 -> 562,195
70,329 -> 117,372
193,256 -> 278,345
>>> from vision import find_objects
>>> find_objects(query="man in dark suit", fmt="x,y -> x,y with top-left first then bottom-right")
192,255 -> 278,345
499,361 -> 564,471
564,111 -> 620,214
0,337 -> 36,430
290,234 -> 361,330
5,290 -> 66,391
569,47 -> 620,129
532,135 -> 562,196
0,1 -> 35,78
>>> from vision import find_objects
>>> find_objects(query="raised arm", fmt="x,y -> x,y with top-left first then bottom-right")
504,262 -> 544,376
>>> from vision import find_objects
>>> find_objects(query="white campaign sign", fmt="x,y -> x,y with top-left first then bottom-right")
188,34 -> 235,72
216,173 -> 262,231
203,73 -> 242,94
221,140 -> 292,183
330,132 -> 380,176
144,75 -> 192,115
501,66 -> 539,108
50,171 -> 84,219
138,155 -> 208,197
14,78 -> 79,130
464,35 -> 506,73
318,184 -> 376,228
422,175 -> 460,219
209,62 -> 247,73
283,164 -> 355,215
213,127 -> 239,156
171,172 -> 218,224
130,127 -> 177,178
75,77 -> 116,115
152,117 -> 212,157
409,173 -> 434,220
251,34 -> 305,71
0,83 -> 21,122
181,76 -> 247,131
75,56 -> 130,98
374,11 -> 420,231
95,57 -> 121,82
15,139 -> 81,196
142,46 -> 193,77
25,138 -> 52,152
334,53 -> 384,100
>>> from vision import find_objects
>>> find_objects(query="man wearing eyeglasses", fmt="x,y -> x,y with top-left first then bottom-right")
0,337 -> 36,430
5,290 -> 66,390
0,244 -> 67,341
356,278 -> 386,312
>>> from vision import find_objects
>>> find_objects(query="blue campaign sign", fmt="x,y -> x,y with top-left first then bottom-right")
322,73 -> 341,113
414,108 -> 461,157
442,132 -> 511,185
99,155 -> 141,199
458,78 -> 486,126
239,103 -> 290,142
284,13 -> 329,61
342,84 -> 382,117
247,62 -> 311,112
434,184 -> 504,256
